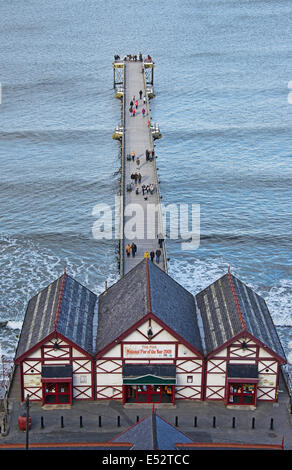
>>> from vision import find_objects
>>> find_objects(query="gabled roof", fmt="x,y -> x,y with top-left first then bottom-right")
96,259 -> 203,355
15,272 -> 97,360
195,271 -> 286,361
111,410 -> 194,450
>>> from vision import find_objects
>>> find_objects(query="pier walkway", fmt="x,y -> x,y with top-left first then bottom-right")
114,57 -> 167,276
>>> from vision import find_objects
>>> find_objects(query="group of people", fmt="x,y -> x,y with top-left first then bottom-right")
124,54 -> 141,62
125,242 -> 163,264
114,53 -> 151,63
129,95 -> 145,117
144,248 -> 162,263
125,242 -> 137,257
131,172 -> 142,184
141,183 -> 154,195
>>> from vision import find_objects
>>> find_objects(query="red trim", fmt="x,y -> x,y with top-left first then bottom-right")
54,272 -> 66,331
175,386 -> 202,400
41,378 -> 72,383
207,330 -> 286,364
227,271 -> 246,329
15,331 -> 57,364
0,442 -> 132,449
227,378 -> 258,384
145,259 -> 152,313
42,381 -> 72,405
176,442 -> 283,450
96,312 -> 204,360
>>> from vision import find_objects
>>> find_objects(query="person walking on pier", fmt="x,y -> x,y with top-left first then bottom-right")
150,251 -> 155,262
155,249 -> 161,263
158,235 -> 164,248
132,108 -> 136,117
126,244 -> 131,257
142,107 -> 146,117
131,242 -> 137,257
139,90 -> 143,99
135,100 -> 138,109
144,251 -> 150,260
138,173 -> 142,183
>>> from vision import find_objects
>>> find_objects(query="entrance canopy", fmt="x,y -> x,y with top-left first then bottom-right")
123,364 -> 176,385
227,364 -> 259,384
41,365 -> 73,383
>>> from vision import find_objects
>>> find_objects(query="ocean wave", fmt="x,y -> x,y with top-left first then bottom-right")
162,124 -> 291,141
164,232 -> 292,248
0,178 -> 116,195
0,128 -> 112,143
168,257 -> 292,332
6,321 -> 23,330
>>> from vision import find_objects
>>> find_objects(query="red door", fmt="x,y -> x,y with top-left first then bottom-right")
43,381 -> 72,405
136,385 -> 161,403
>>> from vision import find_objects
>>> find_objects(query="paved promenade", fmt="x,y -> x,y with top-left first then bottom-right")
1,372 -> 292,449
122,60 -> 166,275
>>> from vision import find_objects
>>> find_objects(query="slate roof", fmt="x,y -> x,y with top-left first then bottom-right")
196,272 -> 286,361
15,272 -> 97,360
112,411 -> 194,450
96,259 -> 203,355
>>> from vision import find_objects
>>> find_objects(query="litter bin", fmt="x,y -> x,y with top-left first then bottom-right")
18,413 -> 31,431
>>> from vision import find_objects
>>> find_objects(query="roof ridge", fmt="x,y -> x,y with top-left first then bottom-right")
145,259 -> 152,313
152,408 -> 158,450
227,269 -> 246,330
54,272 -> 66,331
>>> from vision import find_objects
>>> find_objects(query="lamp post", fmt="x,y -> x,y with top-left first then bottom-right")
25,394 -> 30,451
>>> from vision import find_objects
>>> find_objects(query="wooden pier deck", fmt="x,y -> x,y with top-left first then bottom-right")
114,57 -> 167,276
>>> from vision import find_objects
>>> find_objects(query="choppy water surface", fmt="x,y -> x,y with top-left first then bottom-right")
0,0 -> 291,361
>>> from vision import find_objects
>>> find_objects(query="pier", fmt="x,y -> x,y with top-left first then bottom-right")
1,55 -> 291,452
113,55 -> 167,276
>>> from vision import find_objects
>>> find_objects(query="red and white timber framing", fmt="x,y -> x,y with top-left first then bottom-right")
204,331 -> 285,403
95,312 -> 204,402
15,323 -> 284,406
15,332 -> 94,403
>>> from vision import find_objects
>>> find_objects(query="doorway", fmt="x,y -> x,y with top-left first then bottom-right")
228,382 -> 257,405
43,382 -> 72,405
125,385 -> 174,403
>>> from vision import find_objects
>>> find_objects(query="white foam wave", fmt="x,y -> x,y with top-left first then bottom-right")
6,321 -> 23,330
287,353 -> 292,365
168,257 -> 292,328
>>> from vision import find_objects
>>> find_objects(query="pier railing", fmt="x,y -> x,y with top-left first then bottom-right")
142,62 -> 168,273
119,63 -> 126,275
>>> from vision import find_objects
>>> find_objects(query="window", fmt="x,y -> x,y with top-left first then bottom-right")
228,383 -> 256,405
44,382 -> 71,405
